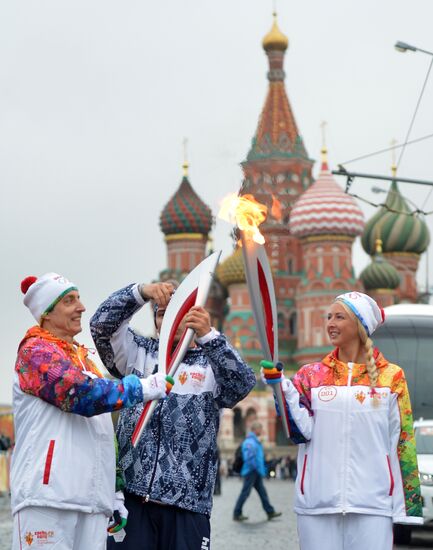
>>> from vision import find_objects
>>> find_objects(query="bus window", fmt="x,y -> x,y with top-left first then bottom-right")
415,426 -> 433,454
373,314 -> 433,421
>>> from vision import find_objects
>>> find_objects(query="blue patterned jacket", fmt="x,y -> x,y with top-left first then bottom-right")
90,284 -> 256,516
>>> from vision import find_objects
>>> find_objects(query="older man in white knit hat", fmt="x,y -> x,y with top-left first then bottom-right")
11,273 -> 171,550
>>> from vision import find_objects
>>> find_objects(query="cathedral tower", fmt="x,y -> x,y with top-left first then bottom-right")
289,147 -> 365,364
239,13 -> 314,364
361,165 -> 430,302
159,161 -> 213,281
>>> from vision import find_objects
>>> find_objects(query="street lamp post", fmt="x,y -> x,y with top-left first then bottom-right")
395,41 -> 433,57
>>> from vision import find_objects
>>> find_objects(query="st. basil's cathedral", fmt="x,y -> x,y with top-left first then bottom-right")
157,15 -> 430,452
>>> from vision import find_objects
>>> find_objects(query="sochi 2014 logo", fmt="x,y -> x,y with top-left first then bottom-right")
178,371 -> 188,385
24,530 -> 55,546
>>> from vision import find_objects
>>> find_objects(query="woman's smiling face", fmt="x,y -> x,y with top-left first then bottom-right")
326,302 -> 359,348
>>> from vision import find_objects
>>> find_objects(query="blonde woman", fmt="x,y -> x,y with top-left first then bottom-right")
262,292 -> 422,550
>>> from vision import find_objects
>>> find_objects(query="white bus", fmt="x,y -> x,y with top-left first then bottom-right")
373,303 -> 433,421
374,303 -> 433,544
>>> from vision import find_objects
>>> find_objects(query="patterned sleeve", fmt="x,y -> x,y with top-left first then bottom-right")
90,284 -> 156,378
277,366 -> 314,444
292,367 -> 313,412
200,335 -> 256,409
16,340 -> 144,418
389,367 -> 423,524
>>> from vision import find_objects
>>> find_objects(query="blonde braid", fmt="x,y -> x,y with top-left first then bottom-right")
357,321 -> 380,405
336,300 -> 380,404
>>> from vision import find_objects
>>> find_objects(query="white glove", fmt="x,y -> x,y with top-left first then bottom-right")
140,372 -> 167,401
107,490 -> 128,533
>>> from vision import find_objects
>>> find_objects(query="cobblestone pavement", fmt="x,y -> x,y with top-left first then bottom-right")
211,477 -> 298,549
211,478 -> 433,550
1,480 -> 432,549
0,494 -> 12,549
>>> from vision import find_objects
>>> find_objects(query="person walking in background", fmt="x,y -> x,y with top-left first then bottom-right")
233,421 -> 282,522
262,291 -> 423,550
11,273 -> 167,550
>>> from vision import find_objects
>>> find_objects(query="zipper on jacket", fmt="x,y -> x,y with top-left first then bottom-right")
144,403 -> 163,502
341,362 -> 353,514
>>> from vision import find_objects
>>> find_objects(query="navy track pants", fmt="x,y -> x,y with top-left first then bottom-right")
107,492 -> 211,550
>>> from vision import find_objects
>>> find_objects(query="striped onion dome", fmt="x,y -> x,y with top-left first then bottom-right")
160,170 -> 213,236
360,240 -> 400,290
361,180 -> 430,255
217,247 -> 246,287
289,150 -> 365,238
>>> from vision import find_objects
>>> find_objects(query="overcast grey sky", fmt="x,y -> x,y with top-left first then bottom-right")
1,0 -> 433,404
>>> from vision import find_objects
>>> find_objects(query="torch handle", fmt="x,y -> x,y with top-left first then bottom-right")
131,327 -> 197,448
273,382 -> 291,440
131,399 -> 157,448
261,359 -> 291,439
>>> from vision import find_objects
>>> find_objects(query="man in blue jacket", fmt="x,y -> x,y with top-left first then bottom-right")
233,422 -> 282,521
91,281 -> 256,549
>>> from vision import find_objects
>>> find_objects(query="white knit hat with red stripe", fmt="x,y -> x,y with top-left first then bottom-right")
335,291 -> 385,337
21,273 -> 77,323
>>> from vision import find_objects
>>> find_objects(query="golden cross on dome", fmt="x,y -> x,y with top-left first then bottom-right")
390,138 -> 397,178
320,121 -> 328,165
320,121 -> 328,150
182,137 -> 189,177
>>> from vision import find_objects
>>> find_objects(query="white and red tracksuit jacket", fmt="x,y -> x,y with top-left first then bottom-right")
11,326 -> 146,516
282,349 -> 423,524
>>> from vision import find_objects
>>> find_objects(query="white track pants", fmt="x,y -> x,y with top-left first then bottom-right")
13,506 -> 108,550
297,513 -> 393,550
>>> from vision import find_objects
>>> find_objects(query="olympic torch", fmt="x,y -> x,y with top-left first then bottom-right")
131,250 -> 222,447
219,194 -> 291,439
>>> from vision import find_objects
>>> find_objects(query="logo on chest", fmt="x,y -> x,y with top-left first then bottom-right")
178,371 -> 188,385
177,369 -> 206,389
318,386 -> 337,402
355,389 -> 389,404
355,390 -> 366,404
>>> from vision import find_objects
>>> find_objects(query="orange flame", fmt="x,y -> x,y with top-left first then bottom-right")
271,195 -> 283,221
218,193 -> 267,244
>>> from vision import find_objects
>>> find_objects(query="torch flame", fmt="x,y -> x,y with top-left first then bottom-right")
218,193 -> 267,244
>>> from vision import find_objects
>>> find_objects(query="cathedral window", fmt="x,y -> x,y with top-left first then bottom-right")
333,254 -> 340,275
314,327 -> 322,346
289,312 -> 297,336
278,312 -> 285,330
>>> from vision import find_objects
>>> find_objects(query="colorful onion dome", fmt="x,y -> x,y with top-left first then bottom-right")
361,179 -> 430,255
289,149 -> 365,238
360,240 -> 400,290
262,12 -> 289,52
217,248 -> 246,287
160,166 -> 213,236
